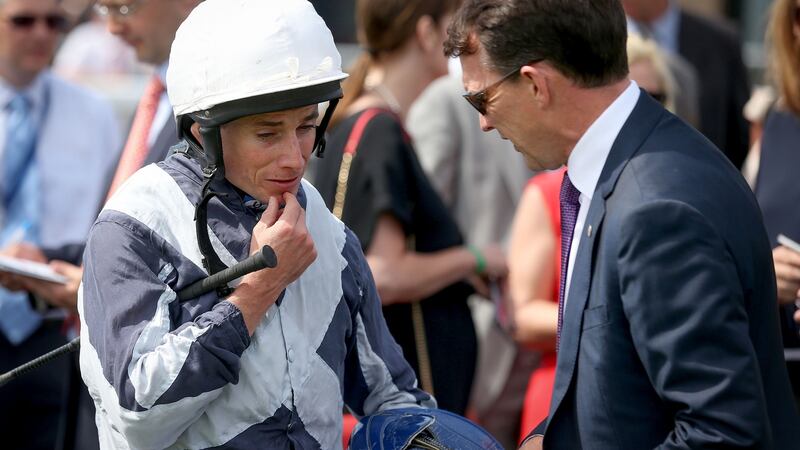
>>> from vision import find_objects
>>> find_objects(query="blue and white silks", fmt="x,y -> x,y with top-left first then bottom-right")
78,153 -> 434,450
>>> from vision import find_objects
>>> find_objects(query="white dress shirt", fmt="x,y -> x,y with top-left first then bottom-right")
564,81 -> 640,304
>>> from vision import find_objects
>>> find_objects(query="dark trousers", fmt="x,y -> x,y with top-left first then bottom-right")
0,321 -> 69,450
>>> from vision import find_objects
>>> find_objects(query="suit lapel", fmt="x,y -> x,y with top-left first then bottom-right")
545,91 -> 666,427
545,196 -> 605,425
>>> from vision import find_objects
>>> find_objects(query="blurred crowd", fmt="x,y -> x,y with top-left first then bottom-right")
0,0 -> 797,449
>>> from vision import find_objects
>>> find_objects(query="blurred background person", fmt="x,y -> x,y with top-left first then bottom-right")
2,0 -> 202,331
313,0 -> 508,416
626,31 -> 700,127
97,0 -> 199,193
53,2 -> 147,135
750,0 -> 800,407
623,0 -> 751,169
627,33 -> 678,113
0,0 -> 121,448
405,64 -> 534,449
53,6 -> 143,83
741,85 -> 777,186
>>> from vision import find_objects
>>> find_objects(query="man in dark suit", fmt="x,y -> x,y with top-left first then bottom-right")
623,0 -> 751,169
444,0 -> 800,448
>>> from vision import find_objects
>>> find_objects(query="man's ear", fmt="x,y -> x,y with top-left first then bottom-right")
520,64 -> 550,107
189,122 -> 203,144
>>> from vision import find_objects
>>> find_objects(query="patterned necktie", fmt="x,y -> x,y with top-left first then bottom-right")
0,92 -> 42,345
106,75 -> 164,198
557,171 -> 581,351
2,94 -> 36,207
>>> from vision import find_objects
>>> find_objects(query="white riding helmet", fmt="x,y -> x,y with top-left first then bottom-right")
167,0 -> 348,171
165,0 -> 348,276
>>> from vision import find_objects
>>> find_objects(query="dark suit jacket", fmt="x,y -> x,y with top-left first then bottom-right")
678,11 -> 750,169
531,92 -> 800,449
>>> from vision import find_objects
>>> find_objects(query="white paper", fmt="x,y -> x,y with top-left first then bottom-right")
777,234 -> 800,254
0,255 -> 68,284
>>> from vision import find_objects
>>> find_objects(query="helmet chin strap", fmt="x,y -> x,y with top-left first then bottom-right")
198,125 -> 224,178
185,97 -> 341,289
194,125 -> 233,289
313,98 -> 339,158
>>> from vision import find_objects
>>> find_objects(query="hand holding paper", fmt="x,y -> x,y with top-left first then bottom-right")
0,242 -> 50,289
0,242 -> 82,311
20,261 -> 82,311
0,241 -> 63,283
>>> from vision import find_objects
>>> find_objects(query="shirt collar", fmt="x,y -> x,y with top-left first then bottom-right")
0,71 -> 49,112
155,62 -> 169,86
566,80 -> 640,200
156,62 -> 168,88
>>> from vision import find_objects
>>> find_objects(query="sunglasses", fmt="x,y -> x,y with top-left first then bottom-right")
463,60 -> 543,115
6,14 -> 68,32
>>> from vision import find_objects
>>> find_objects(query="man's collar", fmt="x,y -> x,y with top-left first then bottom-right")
156,62 -> 168,88
0,71 -> 48,109
566,81 -> 640,200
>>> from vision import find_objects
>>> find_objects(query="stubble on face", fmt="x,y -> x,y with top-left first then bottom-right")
219,106 -> 318,203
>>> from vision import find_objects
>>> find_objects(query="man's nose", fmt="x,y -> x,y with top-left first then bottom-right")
105,15 -> 126,36
479,114 -> 494,132
281,137 -> 305,170
30,20 -> 57,39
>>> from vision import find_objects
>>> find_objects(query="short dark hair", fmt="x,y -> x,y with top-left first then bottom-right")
444,0 -> 629,88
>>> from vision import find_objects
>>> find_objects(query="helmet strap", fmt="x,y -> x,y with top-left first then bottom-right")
313,98 -> 339,158
198,125 -> 225,176
194,178 -> 233,286
193,124 -> 233,289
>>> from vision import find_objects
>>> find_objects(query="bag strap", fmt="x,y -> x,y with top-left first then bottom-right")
331,107 -> 436,397
332,108 -> 386,219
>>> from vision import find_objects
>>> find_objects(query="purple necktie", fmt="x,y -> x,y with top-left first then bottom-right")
557,171 -> 581,351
